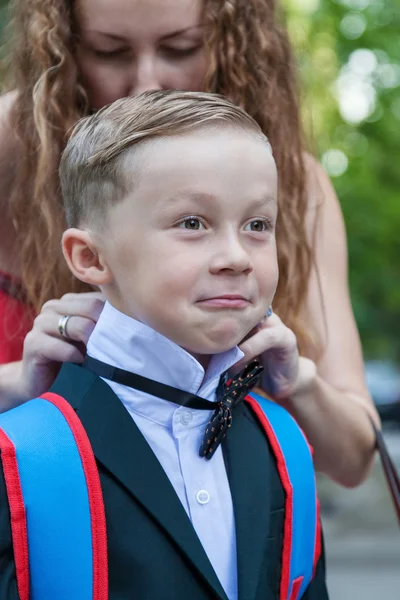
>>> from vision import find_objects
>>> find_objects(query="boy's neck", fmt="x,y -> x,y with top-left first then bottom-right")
103,295 -> 214,371
86,301 -> 244,398
185,352 -> 211,371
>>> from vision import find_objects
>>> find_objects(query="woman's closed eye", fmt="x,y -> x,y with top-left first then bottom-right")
92,47 -> 131,60
161,45 -> 203,61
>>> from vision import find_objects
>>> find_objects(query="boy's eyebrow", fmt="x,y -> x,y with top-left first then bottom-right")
161,191 -> 215,208
247,195 -> 277,210
161,192 -> 277,209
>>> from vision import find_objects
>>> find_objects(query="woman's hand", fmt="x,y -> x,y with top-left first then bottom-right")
17,292 -> 105,402
237,311 -> 316,401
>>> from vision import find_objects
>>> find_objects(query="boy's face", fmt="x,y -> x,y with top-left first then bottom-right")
96,127 -> 278,358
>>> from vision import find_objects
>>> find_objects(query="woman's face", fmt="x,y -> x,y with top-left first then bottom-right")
74,0 -> 207,109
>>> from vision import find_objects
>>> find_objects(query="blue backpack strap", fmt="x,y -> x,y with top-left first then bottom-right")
0,392 -> 108,600
245,392 -> 319,600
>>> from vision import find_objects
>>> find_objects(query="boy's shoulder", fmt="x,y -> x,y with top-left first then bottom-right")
0,363 -> 112,437
43,361 -> 119,413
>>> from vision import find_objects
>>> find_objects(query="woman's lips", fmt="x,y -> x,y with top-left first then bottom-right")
196,296 -> 250,309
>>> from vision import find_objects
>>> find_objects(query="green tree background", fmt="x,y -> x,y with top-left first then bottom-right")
283,0 -> 400,361
1,0 -> 399,360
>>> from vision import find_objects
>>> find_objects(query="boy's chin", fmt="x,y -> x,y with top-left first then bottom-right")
185,326 -> 251,356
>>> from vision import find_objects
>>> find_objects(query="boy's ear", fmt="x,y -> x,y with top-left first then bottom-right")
62,228 -> 113,287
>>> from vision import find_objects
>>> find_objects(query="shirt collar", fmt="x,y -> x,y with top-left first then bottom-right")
87,301 -> 244,402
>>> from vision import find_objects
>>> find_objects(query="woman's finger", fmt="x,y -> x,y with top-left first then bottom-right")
237,324 -> 296,370
35,291 -> 105,345
41,292 -> 105,322
257,311 -> 282,330
37,313 -> 97,344
24,332 -> 86,365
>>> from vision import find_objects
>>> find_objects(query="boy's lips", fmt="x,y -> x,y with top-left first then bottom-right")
196,295 -> 250,309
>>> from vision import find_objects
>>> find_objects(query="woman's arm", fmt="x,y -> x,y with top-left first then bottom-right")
288,156 -> 379,487
286,361 -> 377,487
0,93 -> 27,410
0,362 -> 25,411
238,156 -> 379,487
0,293 -> 105,411
0,93 -> 106,410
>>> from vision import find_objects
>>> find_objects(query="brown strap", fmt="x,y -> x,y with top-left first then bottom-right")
371,418 -> 400,525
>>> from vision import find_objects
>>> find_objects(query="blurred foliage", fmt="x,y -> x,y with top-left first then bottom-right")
283,0 -> 400,360
0,0 -> 399,359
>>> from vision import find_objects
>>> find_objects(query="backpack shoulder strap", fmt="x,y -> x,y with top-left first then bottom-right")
245,392 -> 321,600
0,392 -> 108,600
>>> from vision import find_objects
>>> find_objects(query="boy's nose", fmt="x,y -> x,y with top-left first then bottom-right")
209,236 -> 253,275
129,56 -> 163,96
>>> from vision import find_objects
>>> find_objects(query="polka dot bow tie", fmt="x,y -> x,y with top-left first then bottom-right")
198,360 -> 264,460
83,356 -> 264,460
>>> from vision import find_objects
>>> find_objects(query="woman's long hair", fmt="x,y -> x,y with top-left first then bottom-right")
2,0 -> 319,355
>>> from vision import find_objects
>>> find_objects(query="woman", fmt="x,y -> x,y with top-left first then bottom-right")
0,0 -> 379,486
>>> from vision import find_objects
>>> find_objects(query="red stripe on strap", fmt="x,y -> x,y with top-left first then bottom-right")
0,428 -> 30,600
245,396 -> 293,600
289,576 -> 304,600
41,392 -> 108,600
313,498 -> 322,576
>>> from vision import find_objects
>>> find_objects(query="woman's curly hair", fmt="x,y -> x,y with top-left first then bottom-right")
2,0 -> 319,355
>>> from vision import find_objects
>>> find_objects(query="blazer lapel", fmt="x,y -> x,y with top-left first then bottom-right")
223,403 -> 272,600
51,364 -> 228,600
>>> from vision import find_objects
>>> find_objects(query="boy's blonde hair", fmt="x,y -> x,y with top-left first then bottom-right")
60,90 -> 269,228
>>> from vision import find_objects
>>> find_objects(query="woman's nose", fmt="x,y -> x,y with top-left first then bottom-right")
129,55 -> 163,96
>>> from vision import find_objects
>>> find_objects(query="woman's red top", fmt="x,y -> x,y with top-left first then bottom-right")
0,272 -> 34,364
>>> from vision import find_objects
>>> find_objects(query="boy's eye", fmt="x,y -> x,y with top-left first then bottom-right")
244,220 -> 267,232
178,217 -> 205,230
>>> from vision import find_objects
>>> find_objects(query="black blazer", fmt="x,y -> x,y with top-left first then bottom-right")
0,363 -> 329,599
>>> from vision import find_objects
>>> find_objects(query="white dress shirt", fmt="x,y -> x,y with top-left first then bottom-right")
87,302 -> 244,600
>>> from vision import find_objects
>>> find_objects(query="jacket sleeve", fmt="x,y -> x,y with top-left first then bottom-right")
301,533 -> 330,600
0,455 -> 20,600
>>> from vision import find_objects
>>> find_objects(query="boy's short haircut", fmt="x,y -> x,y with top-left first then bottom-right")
59,90 -> 270,229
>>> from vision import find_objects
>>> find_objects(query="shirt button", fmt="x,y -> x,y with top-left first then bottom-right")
180,411 -> 193,425
196,490 -> 210,505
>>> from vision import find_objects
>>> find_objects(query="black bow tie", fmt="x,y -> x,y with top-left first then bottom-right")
82,356 -> 263,460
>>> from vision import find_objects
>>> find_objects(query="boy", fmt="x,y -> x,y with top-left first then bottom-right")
0,91 -> 328,599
